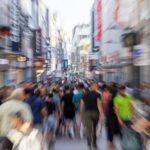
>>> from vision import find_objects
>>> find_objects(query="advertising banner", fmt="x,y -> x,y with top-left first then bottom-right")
133,44 -> 150,66
96,0 -> 102,42
33,28 -> 42,55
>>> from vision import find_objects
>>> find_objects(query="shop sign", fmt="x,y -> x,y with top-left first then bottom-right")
33,29 -> 42,54
96,0 -> 102,42
133,45 -> 150,66
63,60 -> 68,69
34,58 -> 45,69
106,52 -> 119,62
122,32 -> 137,47
0,53 -> 27,61
0,59 -> 9,65
10,0 -> 21,52
17,56 -> 27,62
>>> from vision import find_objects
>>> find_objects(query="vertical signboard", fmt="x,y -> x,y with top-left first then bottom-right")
33,28 -> 42,55
10,0 -> 21,52
96,0 -> 102,42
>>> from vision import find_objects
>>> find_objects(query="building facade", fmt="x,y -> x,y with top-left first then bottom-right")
71,24 -> 90,77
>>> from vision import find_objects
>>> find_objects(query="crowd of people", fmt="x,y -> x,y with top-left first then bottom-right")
0,78 -> 149,150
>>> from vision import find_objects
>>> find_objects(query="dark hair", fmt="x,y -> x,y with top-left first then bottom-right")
78,83 -> 84,89
11,112 -> 24,122
34,89 -> 41,97
0,137 -> 13,150
48,93 -> 53,98
118,85 -> 126,90
52,89 -> 59,94
65,85 -> 70,91
24,88 -> 32,96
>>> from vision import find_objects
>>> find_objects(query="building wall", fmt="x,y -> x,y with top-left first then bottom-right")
101,0 -> 123,57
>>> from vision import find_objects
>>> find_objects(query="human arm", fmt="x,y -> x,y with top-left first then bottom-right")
97,97 -> 105,123
80,99 -> 84,121
114,97 -> 125,127
60,98 -> 64,119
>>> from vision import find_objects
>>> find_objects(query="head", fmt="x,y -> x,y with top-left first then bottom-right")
52,89 -> 59,95
11,112 -> 24,129
8,88 -> 27,101
90,82 -> 98,91
48,93 -> 53,102
34,89 -> 41,97
78,83 -> 84,91
65,85 -> 70,93
118,86 -> 126,96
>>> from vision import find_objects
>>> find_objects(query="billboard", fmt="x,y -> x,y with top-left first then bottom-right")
133,45 -> 150,66
96,0 -> 102,42
33,28 -> 42,55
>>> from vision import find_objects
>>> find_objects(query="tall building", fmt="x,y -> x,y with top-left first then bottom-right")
92,0 -> 150,85
116,0 -> 150,85
100,0 -> 123,83
71,24 -> 90,77
0,0 -> 34,87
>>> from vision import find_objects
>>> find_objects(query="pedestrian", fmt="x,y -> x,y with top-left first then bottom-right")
114,85 -> 134,127
103,85 -> 121,147
52,89 -> 61,135
80,82 -> 104,150
73,83 -> 84,138
114,86 -> 143,150
61,85 -> 75,138
0,88 -> 33,136
53,89 -> 61,115
26,88 -> 44,128
42,93 -> 57,147
8,112 -> 48,150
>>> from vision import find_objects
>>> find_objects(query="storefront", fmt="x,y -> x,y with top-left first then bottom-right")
0,59 -> 9,87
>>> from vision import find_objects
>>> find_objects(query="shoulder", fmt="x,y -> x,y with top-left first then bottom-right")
93,91 -> 101,98
126,95 -> 133,102
114,95 -> 121,104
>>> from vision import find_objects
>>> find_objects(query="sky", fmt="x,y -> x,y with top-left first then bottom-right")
46,0 -> 94,37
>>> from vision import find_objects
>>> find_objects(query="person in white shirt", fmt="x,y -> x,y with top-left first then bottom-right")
0,88 -> 33,136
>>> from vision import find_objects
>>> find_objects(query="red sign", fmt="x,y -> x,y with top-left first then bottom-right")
106,52 -> 119,62
34,58 -> 45,69
114,0 -> 120,21
96,0 -> 102,41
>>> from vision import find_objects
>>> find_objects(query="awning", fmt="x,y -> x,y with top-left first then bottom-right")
96,61 -> 132,70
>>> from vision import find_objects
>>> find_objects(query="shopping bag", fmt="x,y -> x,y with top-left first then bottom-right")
122,127 -> 143,150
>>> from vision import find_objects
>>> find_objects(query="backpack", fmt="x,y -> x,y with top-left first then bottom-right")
12,129 -> 48,150
0,136 -> 13,150
122,127 -> 143,150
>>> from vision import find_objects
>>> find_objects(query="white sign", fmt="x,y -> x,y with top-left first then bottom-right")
134,44 -> 150,66
0,59 -> 9,65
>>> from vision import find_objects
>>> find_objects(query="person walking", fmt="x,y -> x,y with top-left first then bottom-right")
114,85 -> 134,127
103,85 -> 121,147
73,83 -> 84,138
0,88 -> 33,136
80,82 -> 104,150
26,88 -> 44,128
61,85 -> 75,138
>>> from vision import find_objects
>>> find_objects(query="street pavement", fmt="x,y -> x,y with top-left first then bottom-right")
54,128 -> 122,150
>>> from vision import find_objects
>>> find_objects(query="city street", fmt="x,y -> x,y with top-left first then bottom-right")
55,128 -> 122,150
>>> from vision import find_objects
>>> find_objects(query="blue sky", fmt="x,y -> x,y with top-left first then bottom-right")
46,0 -> 94,35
